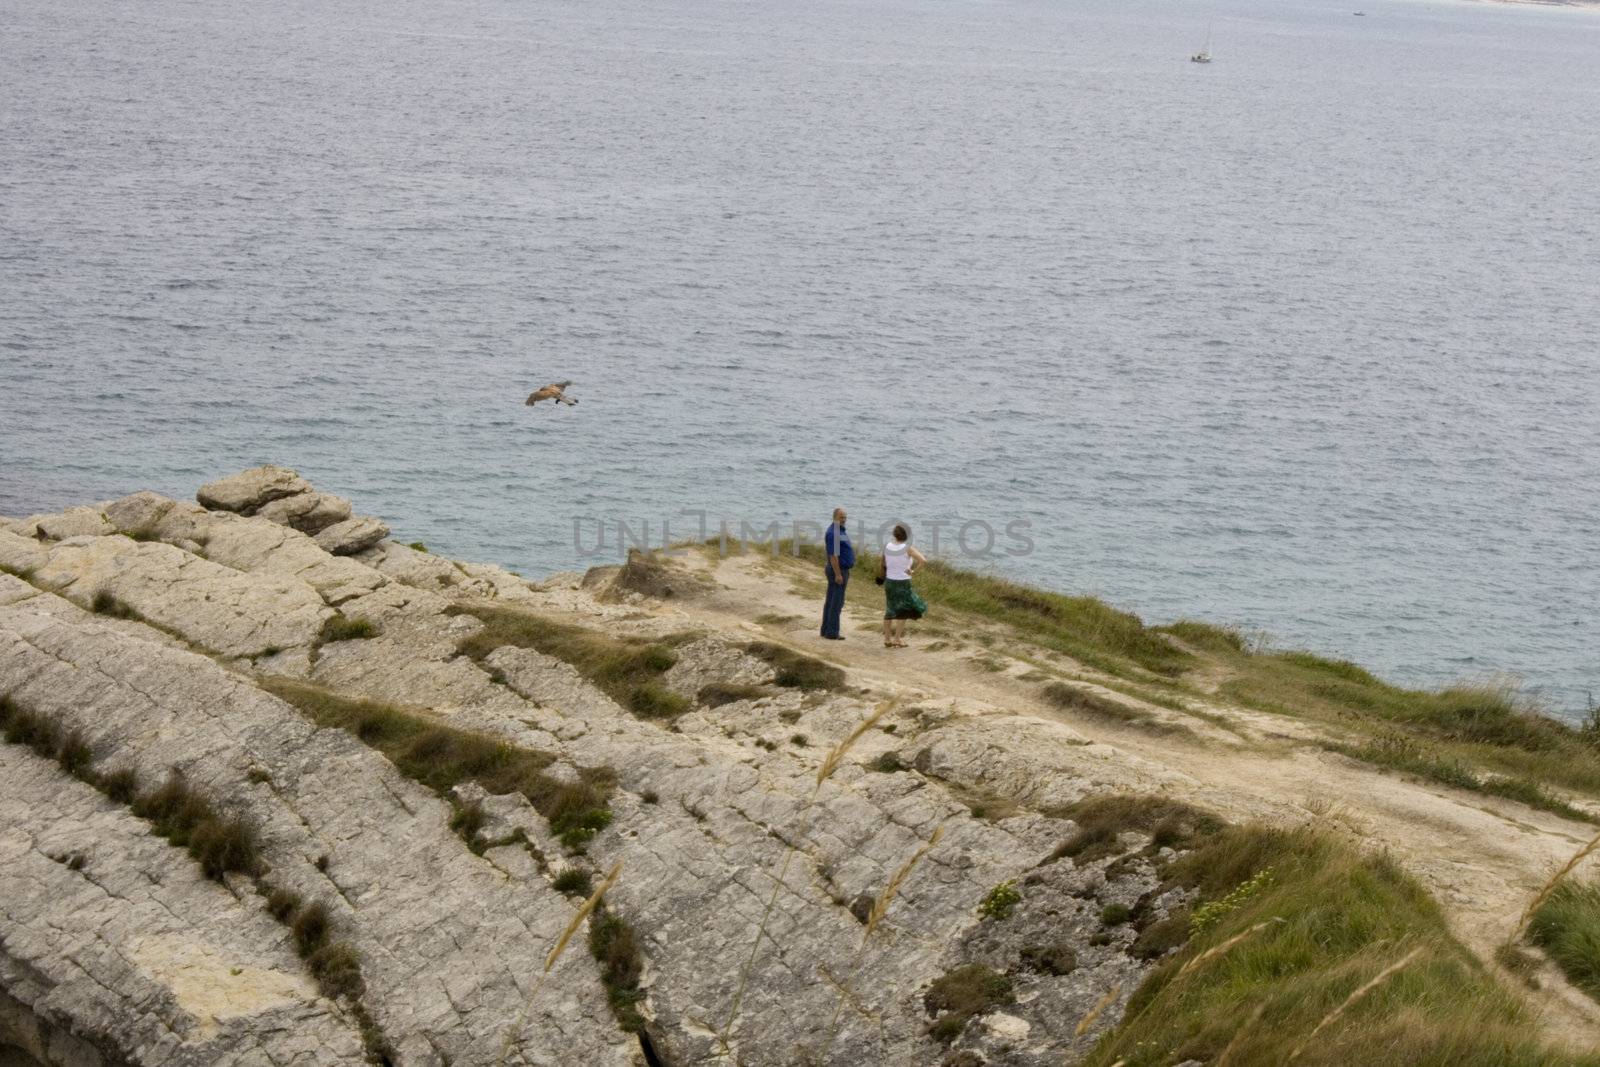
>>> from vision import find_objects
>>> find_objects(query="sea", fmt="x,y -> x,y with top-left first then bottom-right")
2,0 -> 1597,715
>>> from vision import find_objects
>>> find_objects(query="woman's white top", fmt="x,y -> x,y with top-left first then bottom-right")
883,541 -> 913,581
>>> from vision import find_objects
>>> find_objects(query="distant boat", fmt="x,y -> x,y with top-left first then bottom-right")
1353,10 -> 1366,14
1191,19 -> 1214,63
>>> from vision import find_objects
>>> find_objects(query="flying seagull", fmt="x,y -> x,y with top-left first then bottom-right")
525,381 -> 577,407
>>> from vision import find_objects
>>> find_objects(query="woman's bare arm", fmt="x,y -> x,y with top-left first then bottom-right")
908,546 -> 928,572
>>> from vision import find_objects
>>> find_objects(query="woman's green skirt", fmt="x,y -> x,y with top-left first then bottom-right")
883,579 -> 928,620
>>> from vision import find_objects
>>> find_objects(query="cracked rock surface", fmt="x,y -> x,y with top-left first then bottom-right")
0,470 -> 1186,1067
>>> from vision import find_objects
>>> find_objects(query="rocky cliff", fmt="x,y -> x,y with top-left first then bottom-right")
0,469 -> 1188,1067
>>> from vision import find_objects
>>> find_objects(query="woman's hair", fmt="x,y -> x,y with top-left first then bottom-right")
893,524 -> 909,542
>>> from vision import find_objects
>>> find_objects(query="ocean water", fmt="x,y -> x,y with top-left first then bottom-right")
2,0 -> 1597,714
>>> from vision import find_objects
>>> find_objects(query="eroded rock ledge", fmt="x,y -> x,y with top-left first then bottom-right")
0,469 -> 1197,1066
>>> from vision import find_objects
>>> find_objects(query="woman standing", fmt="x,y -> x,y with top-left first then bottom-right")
879,524 -> 928,648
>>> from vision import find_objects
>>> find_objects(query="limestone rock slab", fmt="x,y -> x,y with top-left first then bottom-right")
197,466 -> 311,514
26,536 -> 330,658
0,745 -> 363,1065
314,517 -> 390,556
255,492 -> 352,535
0,601 -> 635,1067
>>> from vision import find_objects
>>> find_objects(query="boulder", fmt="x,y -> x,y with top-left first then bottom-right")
196,465 -> 311,514
0,530 -> 51,578
314,516 -> 389,556
196,513 -> 384,603
103,490 -> 179,537
12,508 -> 114,541
255,491 -> 352,534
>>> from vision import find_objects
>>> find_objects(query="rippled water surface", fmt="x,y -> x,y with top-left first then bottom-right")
2,0 -> 1597,712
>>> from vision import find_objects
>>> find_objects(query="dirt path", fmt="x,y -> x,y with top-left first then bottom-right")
645,550 -> 1600,1046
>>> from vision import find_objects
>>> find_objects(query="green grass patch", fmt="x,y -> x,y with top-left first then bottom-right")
589,907 -> 646,1033
1050,794 -> 1225,865
1084,822 -> 1597,1067
743,641 -> 847,691
448,603 -> 693,721
1528,880 -> 1600,1000
259,677 -> 615,850
977,880 -> 1021,920
1157,619 -> 1247,654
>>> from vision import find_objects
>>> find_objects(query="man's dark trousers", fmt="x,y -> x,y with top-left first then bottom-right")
821,566 -> 849,638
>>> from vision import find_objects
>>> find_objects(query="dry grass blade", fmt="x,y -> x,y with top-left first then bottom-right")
864,825 -> 944,939
497,861 -> 622,1066
817,699 -> 896,785
1507,827 -> 1600,946
816,824 -> 946,1064
1214,1001 -> 1267,1067
723,698 -> 899,1052
1286,946 -> 1424,1061
1176,918 -> 1283,978
1074,984 -> 1122,1038
546,861 -> 622,972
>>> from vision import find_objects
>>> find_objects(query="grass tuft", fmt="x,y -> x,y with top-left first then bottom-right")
589,907 -> 646,1032
697,682 -> 773,708
318,614 -> 379,644
307,941 -> 365,1001
744,641 -> 847,691
1101,903 -> 1133,926
553,867 -> 594,897
1528,879 -> 1600,999
869,751 -> 907,773
291,900 -> 331,955
266,886 -> 303,922
924,964 -> 1014,1044
56,729 -> 93,777
129,771 -> 262,879
99,766 -> 140,804
91,589 -> 140,619
1051,794 -> 1224,865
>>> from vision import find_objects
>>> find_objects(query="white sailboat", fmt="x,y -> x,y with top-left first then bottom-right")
1191,19 -> 1213,63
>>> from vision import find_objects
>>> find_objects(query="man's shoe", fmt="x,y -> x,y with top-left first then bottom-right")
822,635 -> 844,641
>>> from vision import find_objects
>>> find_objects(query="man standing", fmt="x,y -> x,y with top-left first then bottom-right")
820,507 -> 854,640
